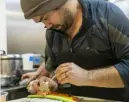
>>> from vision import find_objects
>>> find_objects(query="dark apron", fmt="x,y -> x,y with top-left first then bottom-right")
54,27 -> 125,101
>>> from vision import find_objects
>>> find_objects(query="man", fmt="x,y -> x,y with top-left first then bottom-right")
20,0 -> 129,101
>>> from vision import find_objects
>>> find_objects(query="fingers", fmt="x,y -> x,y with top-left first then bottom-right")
57,72 -> 67,83
60,77 -> 70,85
31,82 -> 39,93
32,82 -> 39,91
60,70 -> 73,85
56,63 -> 72,78
58,70 -> 72,84
21,73 -> 28,80
56,66 -> 71,78
55,63 -> 71,73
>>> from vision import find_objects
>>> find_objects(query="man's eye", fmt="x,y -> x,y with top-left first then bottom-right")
43,16 -> 48,20
38,16 -> 43,22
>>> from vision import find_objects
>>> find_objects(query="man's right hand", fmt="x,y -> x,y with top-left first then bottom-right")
21,62 -> 49,82
21,72 -> 39,82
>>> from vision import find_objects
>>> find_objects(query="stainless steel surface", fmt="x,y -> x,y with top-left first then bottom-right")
0,53 -> 22,86
14,54 -> 23,77
6,0 -> 46,55
0,76 -> 15,87
1,85 -> 26,92
1,55 -> 15,76
14,54 -> 22,70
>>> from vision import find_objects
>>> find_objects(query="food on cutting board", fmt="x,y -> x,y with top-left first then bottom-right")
27,81 -> 81,102
27,81 -> 51,95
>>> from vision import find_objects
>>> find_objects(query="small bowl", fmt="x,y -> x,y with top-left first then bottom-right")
0,92 -> 8,102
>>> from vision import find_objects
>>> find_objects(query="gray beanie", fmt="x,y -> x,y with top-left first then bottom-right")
20,0 -> 68,19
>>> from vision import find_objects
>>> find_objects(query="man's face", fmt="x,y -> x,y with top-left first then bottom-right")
32,7 -> 73,32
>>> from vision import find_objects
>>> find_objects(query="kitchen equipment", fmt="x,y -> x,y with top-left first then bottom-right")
0,50 -> 6,55
0,53 -> 22,87
22,53 -> 44,71
51,75 -> 56,80
0,75 -> 15,87
14,54 -> 22,77
0,54 -> 15,76
0,91 -> 8,102
22,53 -> 34,71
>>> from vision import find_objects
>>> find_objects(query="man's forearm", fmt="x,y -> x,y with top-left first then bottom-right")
84,66 -> 125,88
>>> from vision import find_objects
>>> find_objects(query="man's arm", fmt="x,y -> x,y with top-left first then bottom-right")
56,2 -> 129,89
84,66 -> 124,88
85,2 -> 129,88
36,62 -> 49,76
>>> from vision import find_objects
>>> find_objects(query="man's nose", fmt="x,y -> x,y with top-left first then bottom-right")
43,20 -> 53,29
45,23 -> 53,29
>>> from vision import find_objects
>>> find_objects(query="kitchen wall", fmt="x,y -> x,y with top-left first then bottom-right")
0,0 -> 7,53
113,0 -> 129,17
6,0 -> 46,55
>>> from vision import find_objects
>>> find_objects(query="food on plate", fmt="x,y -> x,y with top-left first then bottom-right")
27,81 -> 81,102
28,92 -> 81,102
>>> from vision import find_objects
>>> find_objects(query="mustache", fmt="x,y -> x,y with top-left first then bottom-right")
44,24 -> 65,30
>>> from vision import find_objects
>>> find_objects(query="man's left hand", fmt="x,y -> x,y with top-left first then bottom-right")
55,63 -> 88,86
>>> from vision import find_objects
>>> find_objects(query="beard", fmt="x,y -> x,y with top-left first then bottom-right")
51,8 -> 74,33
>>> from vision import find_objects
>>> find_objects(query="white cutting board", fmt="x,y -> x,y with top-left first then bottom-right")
8,98 -> 62,102
8,97 -> 116,102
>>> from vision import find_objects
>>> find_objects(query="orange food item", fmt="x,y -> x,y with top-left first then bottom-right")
28,81 -> 81,102
36,91 -> 80,102
49,92 -> 80,101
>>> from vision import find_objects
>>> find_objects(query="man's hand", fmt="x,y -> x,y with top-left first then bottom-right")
56,63 -> 124,88
21,62 -> 49,83
55,63 -> 88,86
22,72 -> 39,82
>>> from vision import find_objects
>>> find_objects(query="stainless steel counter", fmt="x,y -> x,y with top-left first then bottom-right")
1,85 -> 26,92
